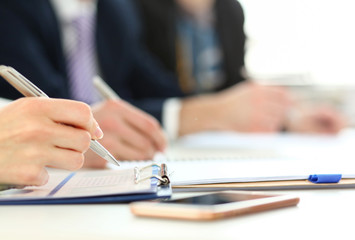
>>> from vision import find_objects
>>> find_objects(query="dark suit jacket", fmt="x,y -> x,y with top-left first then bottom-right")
0,0 -> 183,121
134,0 -> 247,91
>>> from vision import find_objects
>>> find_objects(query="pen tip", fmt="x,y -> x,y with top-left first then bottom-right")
107,155 -> 120,166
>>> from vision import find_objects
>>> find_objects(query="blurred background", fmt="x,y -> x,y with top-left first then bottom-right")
239,0 -> 355,121
240,0 -> 355,85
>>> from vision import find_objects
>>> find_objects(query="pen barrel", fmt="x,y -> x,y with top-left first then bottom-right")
90,140 -> 119,166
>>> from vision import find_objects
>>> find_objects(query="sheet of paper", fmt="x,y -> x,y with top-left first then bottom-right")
109,130 -> 355,187
55,169 -> 154,197
0,168 -> 153,200
146,130 -> 355,185
166,156 -> 355,185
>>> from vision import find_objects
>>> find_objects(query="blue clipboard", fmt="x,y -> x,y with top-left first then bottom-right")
0,164 -> 171,205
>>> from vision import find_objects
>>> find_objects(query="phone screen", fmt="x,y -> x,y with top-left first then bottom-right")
163,193 -> 266,205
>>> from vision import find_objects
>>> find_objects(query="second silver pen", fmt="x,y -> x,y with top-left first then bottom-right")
93,76 -> 120,100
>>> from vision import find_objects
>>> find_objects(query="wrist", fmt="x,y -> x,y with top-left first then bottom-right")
179,94 -> 220,136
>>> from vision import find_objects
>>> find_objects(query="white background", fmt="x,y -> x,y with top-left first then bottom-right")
239,0 -> 355,85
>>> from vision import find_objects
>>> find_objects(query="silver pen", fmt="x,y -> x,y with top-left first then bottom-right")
0,65 -> 119,166
93,75 -> 121,100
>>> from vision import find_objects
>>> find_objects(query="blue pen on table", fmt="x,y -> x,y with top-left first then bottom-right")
0,65 -> 119,166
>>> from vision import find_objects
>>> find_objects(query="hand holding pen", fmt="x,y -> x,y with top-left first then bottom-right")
0,97 -> 104,186
82,76 -> 166,166
0,66 -> 119,168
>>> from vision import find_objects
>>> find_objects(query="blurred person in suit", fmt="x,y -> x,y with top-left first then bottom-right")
134,0 -> 346,136
0,0 -> 343,164
0,0 -> 168,167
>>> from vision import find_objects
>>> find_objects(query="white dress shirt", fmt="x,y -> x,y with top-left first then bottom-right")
50,0 -> 97,59
0,98 -> 11,108
162,98 -> 182,140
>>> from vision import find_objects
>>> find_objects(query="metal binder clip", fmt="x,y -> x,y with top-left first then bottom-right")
134,163 -> 170,185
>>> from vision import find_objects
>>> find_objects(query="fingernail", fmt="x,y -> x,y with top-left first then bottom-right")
95,126 -> 104,139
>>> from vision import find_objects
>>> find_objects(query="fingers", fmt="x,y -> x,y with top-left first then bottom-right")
119,101 -> 167,151
44,147 -> 85,171
99,133 -> 155,160
102,116 -> 156,157
248,109 -> 284,132
50,124 -> 92,153
250,117 -> 282,133
285,106 -> 346,134
97,100 -> 166,153
0,165 -> 49,186
209,83 -> 292,133
0,148 -> 84,186
0,98 -> 103,186
310,109 -> 346,134
42,99 -> 103,140
258,86 -> 292,108
247,86 -> 291,132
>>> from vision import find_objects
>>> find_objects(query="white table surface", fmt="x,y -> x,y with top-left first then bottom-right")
2,131 -> 355,240
1,188 -> 355,240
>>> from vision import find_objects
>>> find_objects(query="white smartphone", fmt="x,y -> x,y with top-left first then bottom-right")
130,191 -> 300,221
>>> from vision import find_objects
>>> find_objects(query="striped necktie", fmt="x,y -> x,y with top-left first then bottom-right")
66,13 -> 98,104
